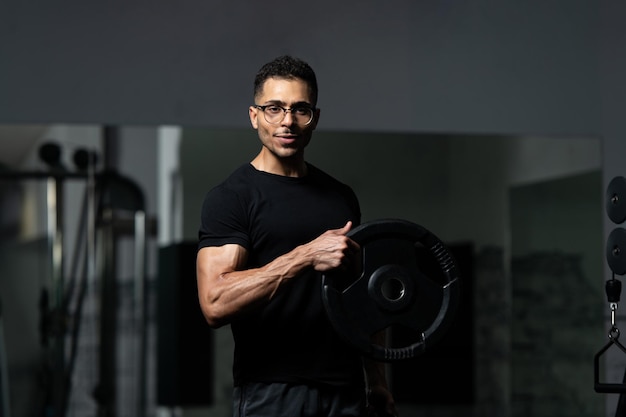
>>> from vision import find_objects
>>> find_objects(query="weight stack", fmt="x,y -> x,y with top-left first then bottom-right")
157,242 -> 214,406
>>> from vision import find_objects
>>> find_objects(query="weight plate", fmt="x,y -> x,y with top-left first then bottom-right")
607,176 -> 626,224
607,227 -> 626,275
321,218 -> 461,361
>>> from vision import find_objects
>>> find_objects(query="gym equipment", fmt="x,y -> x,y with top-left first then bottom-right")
607,176 -> 626,225
607,228 -> 626,276
0,140 -> 151,417
596,175 -> 626,408
157,242 -> 214,407
594,276 -> 626,393
322,219 -> 461,361
92,169 -> 148,417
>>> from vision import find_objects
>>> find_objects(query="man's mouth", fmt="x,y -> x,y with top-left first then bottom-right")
275,132 -> 299,142
275,131 -> 297,137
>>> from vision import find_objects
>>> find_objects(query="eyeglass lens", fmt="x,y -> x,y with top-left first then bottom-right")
262,106 -> 313,125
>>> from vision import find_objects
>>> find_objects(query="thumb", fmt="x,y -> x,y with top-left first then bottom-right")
338,220 -> 353,235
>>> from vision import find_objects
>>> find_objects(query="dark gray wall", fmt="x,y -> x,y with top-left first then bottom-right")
0,1 -> 598,137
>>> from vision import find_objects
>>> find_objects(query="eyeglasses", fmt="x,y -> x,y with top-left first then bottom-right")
254,104 -> 316,125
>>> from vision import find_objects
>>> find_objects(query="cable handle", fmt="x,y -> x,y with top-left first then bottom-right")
607,276 -> 622,303
607,276 -> 622,329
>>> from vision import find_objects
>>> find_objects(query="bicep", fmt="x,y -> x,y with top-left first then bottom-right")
197,244 -> 248,286
195,244 -> 249,326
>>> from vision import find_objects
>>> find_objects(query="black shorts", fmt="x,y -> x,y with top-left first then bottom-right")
232,382 -> 367,417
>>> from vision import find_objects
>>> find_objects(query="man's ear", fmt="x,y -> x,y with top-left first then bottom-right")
249,106 -> 259,129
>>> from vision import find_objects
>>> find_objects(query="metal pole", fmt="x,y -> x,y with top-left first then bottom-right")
134,211 -> 147,417
97,208 -> 117,417
96,125 -> 121,417
46,175 -> 68,416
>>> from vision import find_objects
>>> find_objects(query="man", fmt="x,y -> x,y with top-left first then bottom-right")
197,55 -> 397,417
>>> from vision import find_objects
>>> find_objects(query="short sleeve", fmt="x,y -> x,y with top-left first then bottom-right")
197,185 -> 250,250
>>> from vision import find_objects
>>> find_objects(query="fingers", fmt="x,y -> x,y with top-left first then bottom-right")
307,221 -> 361,272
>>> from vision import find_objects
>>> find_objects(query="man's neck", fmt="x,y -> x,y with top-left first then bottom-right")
251,150 -> 307,178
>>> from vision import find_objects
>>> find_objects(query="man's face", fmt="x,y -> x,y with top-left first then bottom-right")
249,77 -> 320,160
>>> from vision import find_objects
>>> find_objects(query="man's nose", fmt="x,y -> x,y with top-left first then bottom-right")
281,109 -> 296,125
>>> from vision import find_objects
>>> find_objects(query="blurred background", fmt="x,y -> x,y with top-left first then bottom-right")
0,1 -> 623,416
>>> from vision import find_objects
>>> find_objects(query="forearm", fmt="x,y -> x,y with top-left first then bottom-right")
198,244 -> 314,327
197,221 -> 357,328
364,360 -> 388,388
363,331 -> 398,416
363,330 -> 390,389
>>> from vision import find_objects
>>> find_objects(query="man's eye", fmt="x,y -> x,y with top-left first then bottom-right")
294,107 -> 310,115
266,106 -> 282,114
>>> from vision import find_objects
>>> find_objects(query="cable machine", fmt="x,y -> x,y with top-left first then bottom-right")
596,176 -> 626,417
0,139 -> 152,417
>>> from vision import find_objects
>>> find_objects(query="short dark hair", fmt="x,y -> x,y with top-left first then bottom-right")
253,55 -> 318,106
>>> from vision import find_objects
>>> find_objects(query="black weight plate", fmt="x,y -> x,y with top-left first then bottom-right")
321,218 -> 461,361
607,176 -> 626,224
607,227 -> 626,275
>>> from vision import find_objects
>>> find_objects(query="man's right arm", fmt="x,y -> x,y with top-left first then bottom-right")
196,221 -> 359,328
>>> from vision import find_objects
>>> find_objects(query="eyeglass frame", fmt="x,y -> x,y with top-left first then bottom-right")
253,104 -> 317,126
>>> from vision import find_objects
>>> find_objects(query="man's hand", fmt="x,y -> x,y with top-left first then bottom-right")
367,385 -> 398,417
303,221 -> 360,272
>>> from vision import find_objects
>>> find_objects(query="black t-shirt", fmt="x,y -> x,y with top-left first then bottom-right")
198,163 -> 364,387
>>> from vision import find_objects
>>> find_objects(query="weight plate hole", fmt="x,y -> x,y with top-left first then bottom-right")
381,278 -> 405,301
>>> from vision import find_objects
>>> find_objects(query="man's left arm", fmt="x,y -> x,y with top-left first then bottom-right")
363,331 -> 398,417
